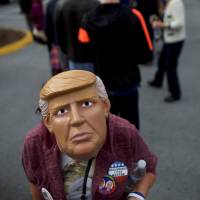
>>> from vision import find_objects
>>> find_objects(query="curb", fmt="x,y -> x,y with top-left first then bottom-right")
0,30 -> 33,56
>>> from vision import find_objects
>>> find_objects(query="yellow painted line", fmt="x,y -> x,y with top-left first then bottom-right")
0,30 -> 33,56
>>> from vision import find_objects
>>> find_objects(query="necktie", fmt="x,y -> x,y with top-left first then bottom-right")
63,160 -> 87,194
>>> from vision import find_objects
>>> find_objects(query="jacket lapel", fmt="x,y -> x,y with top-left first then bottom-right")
44,145 -> 66,200
92,148 -> 116,196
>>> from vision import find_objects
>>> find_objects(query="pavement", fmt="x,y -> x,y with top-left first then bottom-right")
0,27 -> 32,56
0,1 -> 200,200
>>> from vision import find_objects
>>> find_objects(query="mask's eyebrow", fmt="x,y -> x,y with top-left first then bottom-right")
49,96 -> 100,113
49,103 -> 69,114
77,96 -> 100,103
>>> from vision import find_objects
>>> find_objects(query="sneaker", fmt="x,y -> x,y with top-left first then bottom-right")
164,95 -> 180,103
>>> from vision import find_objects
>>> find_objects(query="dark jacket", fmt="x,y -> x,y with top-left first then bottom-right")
45,0 -> 59,50
54,0 -> 99,61
22,114 -> 157,200
19,0 -> 32,14
79,4 -> 153,91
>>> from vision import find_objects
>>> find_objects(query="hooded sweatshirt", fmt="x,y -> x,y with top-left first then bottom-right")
78,3 -> 153,91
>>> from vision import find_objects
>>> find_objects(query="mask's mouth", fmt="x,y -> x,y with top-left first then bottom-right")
70,132 -> 92,143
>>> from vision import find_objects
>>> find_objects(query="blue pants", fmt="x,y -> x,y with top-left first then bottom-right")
69,61 -> 95,73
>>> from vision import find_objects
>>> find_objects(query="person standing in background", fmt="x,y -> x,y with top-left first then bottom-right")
18,0 -> 33,33
148,0 -> 186,103
45,0 -> 63,75
78,0 -> 153,129
133,0 -> 160,63
54,0 -> 100,72
31,0 -> 47,43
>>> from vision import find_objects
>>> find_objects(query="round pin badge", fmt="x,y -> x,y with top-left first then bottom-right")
108,161 -> 128,182
98,175 -> 116,195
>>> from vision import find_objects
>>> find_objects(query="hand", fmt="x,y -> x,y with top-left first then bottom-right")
151,20 -> 163,29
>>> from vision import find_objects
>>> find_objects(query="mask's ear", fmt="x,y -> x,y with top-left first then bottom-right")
102,99 -> 111,118
43,115 -> 53,133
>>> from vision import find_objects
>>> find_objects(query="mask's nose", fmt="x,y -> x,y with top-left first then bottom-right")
70,103 -> 84,126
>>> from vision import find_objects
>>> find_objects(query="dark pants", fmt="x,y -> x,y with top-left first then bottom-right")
109,90 -> 139,129
153,41 -> 184,98
25,14 -> 33,33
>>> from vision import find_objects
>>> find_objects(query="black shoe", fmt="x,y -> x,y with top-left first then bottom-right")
164,95 -> 180,103
147,80 -> 162,88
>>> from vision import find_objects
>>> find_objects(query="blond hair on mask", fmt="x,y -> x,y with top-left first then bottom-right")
39,70 -> 108,117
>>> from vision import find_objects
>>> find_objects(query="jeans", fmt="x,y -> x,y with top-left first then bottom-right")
69,61 -> 95,73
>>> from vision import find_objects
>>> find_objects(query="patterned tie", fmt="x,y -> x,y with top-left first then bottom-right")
63,160 -> 87,194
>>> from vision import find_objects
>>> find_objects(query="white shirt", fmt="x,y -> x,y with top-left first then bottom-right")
164,0 -> 186,43
61,154 -> 95,200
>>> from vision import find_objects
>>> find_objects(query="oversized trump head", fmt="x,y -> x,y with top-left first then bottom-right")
39,70 -> 111,160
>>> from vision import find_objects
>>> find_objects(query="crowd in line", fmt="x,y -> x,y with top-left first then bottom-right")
18,0 -> 186,128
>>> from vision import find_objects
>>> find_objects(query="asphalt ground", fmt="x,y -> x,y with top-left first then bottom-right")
0,1 -> 200,199
0,23 -> 32,55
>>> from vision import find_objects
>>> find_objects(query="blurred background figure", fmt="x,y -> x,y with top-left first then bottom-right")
31,0 -> 47,44
54,0 -> 100,72
78,0 -> 153,129
18,0 -> 46,44
18,0 -> 64,75
18,0 -> 33,33
132,0 -> 161,64
44,0 -> 63,75
148,0 -> 186,103
45,0 -> 58,52
120,0 -> 130,6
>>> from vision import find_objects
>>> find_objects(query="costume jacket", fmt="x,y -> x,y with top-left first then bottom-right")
22,114 -> 157,200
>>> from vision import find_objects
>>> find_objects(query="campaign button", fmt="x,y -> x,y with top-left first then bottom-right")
98,175 -> 116,195
108,161 -> 128,182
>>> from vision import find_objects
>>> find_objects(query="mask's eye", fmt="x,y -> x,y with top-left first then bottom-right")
56,108 -> 68,116
82,101 -> 93,108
